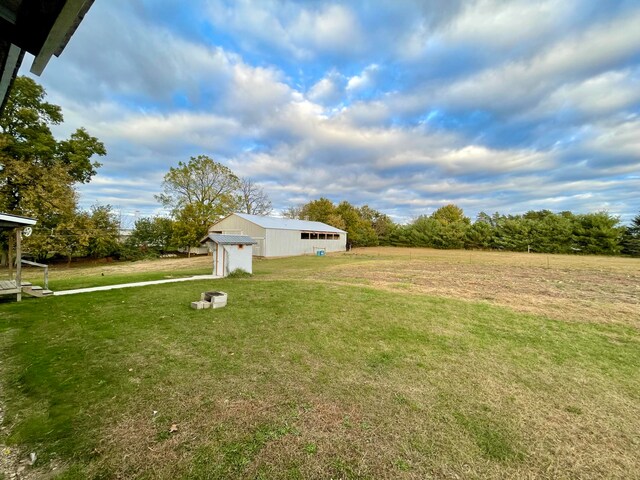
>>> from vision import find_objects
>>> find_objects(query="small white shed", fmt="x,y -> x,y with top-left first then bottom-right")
200,234 -> 257,277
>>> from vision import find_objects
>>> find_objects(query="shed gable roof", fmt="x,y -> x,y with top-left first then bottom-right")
231,213 -> 346,233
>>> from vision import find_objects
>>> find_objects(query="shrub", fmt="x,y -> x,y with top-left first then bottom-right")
227,268 -> 251,278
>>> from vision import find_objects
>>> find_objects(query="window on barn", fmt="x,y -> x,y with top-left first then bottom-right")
319,233 -> 326,239
310,232 -> 318,240
301,232 -> 310,239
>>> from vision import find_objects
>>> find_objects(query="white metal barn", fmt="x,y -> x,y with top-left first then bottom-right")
200,234 -> 257,276
208,213 -> 347,257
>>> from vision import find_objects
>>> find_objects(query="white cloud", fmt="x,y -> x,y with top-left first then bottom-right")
346,64 -> 380,94
390,8 -> 640,117
530,69 -> 640,119
290,4 -> 364,55
307,71 -> 344,105
206,1 -> 364,59
110,112 -> 241,149
444,0 -> 573,50
583,117 -> 640,163
25,0 -> 640,223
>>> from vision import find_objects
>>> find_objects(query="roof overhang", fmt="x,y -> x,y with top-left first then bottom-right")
0,0 -> 95,114
200,233 -> 257,246
0,212 -> 37,229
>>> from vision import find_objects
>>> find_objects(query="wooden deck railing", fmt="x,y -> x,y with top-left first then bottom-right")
20,259 -> 48,290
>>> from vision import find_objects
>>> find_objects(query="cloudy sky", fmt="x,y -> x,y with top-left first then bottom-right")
19,0 -> 640,224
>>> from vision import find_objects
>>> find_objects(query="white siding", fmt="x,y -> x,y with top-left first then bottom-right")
224,244 -> 253,274
209,216 -> 266,256
265,230 -> 346,257
209,214 -> 347,258
209,216 -> 265,237
207,242 -> 254,276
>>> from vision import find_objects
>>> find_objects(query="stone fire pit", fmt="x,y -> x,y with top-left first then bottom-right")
191,291 -> 228,309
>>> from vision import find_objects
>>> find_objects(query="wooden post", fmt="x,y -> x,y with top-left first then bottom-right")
8,233 -> 14,280
16,228 -> 22,302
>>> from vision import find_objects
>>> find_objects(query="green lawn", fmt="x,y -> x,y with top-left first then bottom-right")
1,255 -> 639,478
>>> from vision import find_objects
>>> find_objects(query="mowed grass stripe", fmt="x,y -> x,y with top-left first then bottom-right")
1,276 -> 638,479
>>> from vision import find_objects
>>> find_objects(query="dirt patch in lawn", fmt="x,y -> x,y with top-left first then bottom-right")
1,256 -> 213,285
52,255 -> 212,277
329,248 -> 640,328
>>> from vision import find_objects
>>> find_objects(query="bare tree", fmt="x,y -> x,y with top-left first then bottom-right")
238,177 -> 272,216
281,205 -> 302,219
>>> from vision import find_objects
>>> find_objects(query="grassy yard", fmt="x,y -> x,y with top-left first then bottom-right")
1,249 -> 639,478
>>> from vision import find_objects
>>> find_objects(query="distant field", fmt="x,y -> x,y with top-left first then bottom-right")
336,247 -> 640,328
1,248 -> 638,478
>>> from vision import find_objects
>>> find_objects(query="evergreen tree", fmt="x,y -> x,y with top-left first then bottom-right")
621,212 -> 640,257
572,212 -> 623,255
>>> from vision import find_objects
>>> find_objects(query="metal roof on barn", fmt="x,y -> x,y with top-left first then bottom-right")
200,234 -> 257,245
232,213 -> 346,233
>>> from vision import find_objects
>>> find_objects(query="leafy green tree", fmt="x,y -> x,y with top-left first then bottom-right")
54,211 -> 93,266
1,77 -> 105,210
171,203 -> 214,256
129,218 -> 155,249
299,197 -> 336,224
156,156 -> 243,254
0,76 -> 105,263
335,201 -> 378,247
130,217 -> 174,252
87,205 -> 120,259
429,204 -> 470,249
295,198 -> 394,247
156,155 -> 240,217
359,205 -> 395,245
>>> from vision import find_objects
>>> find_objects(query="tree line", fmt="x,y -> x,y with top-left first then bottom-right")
284,199 -> 640,257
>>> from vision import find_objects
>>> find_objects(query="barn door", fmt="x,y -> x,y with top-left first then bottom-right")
253,238 -> 265,256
